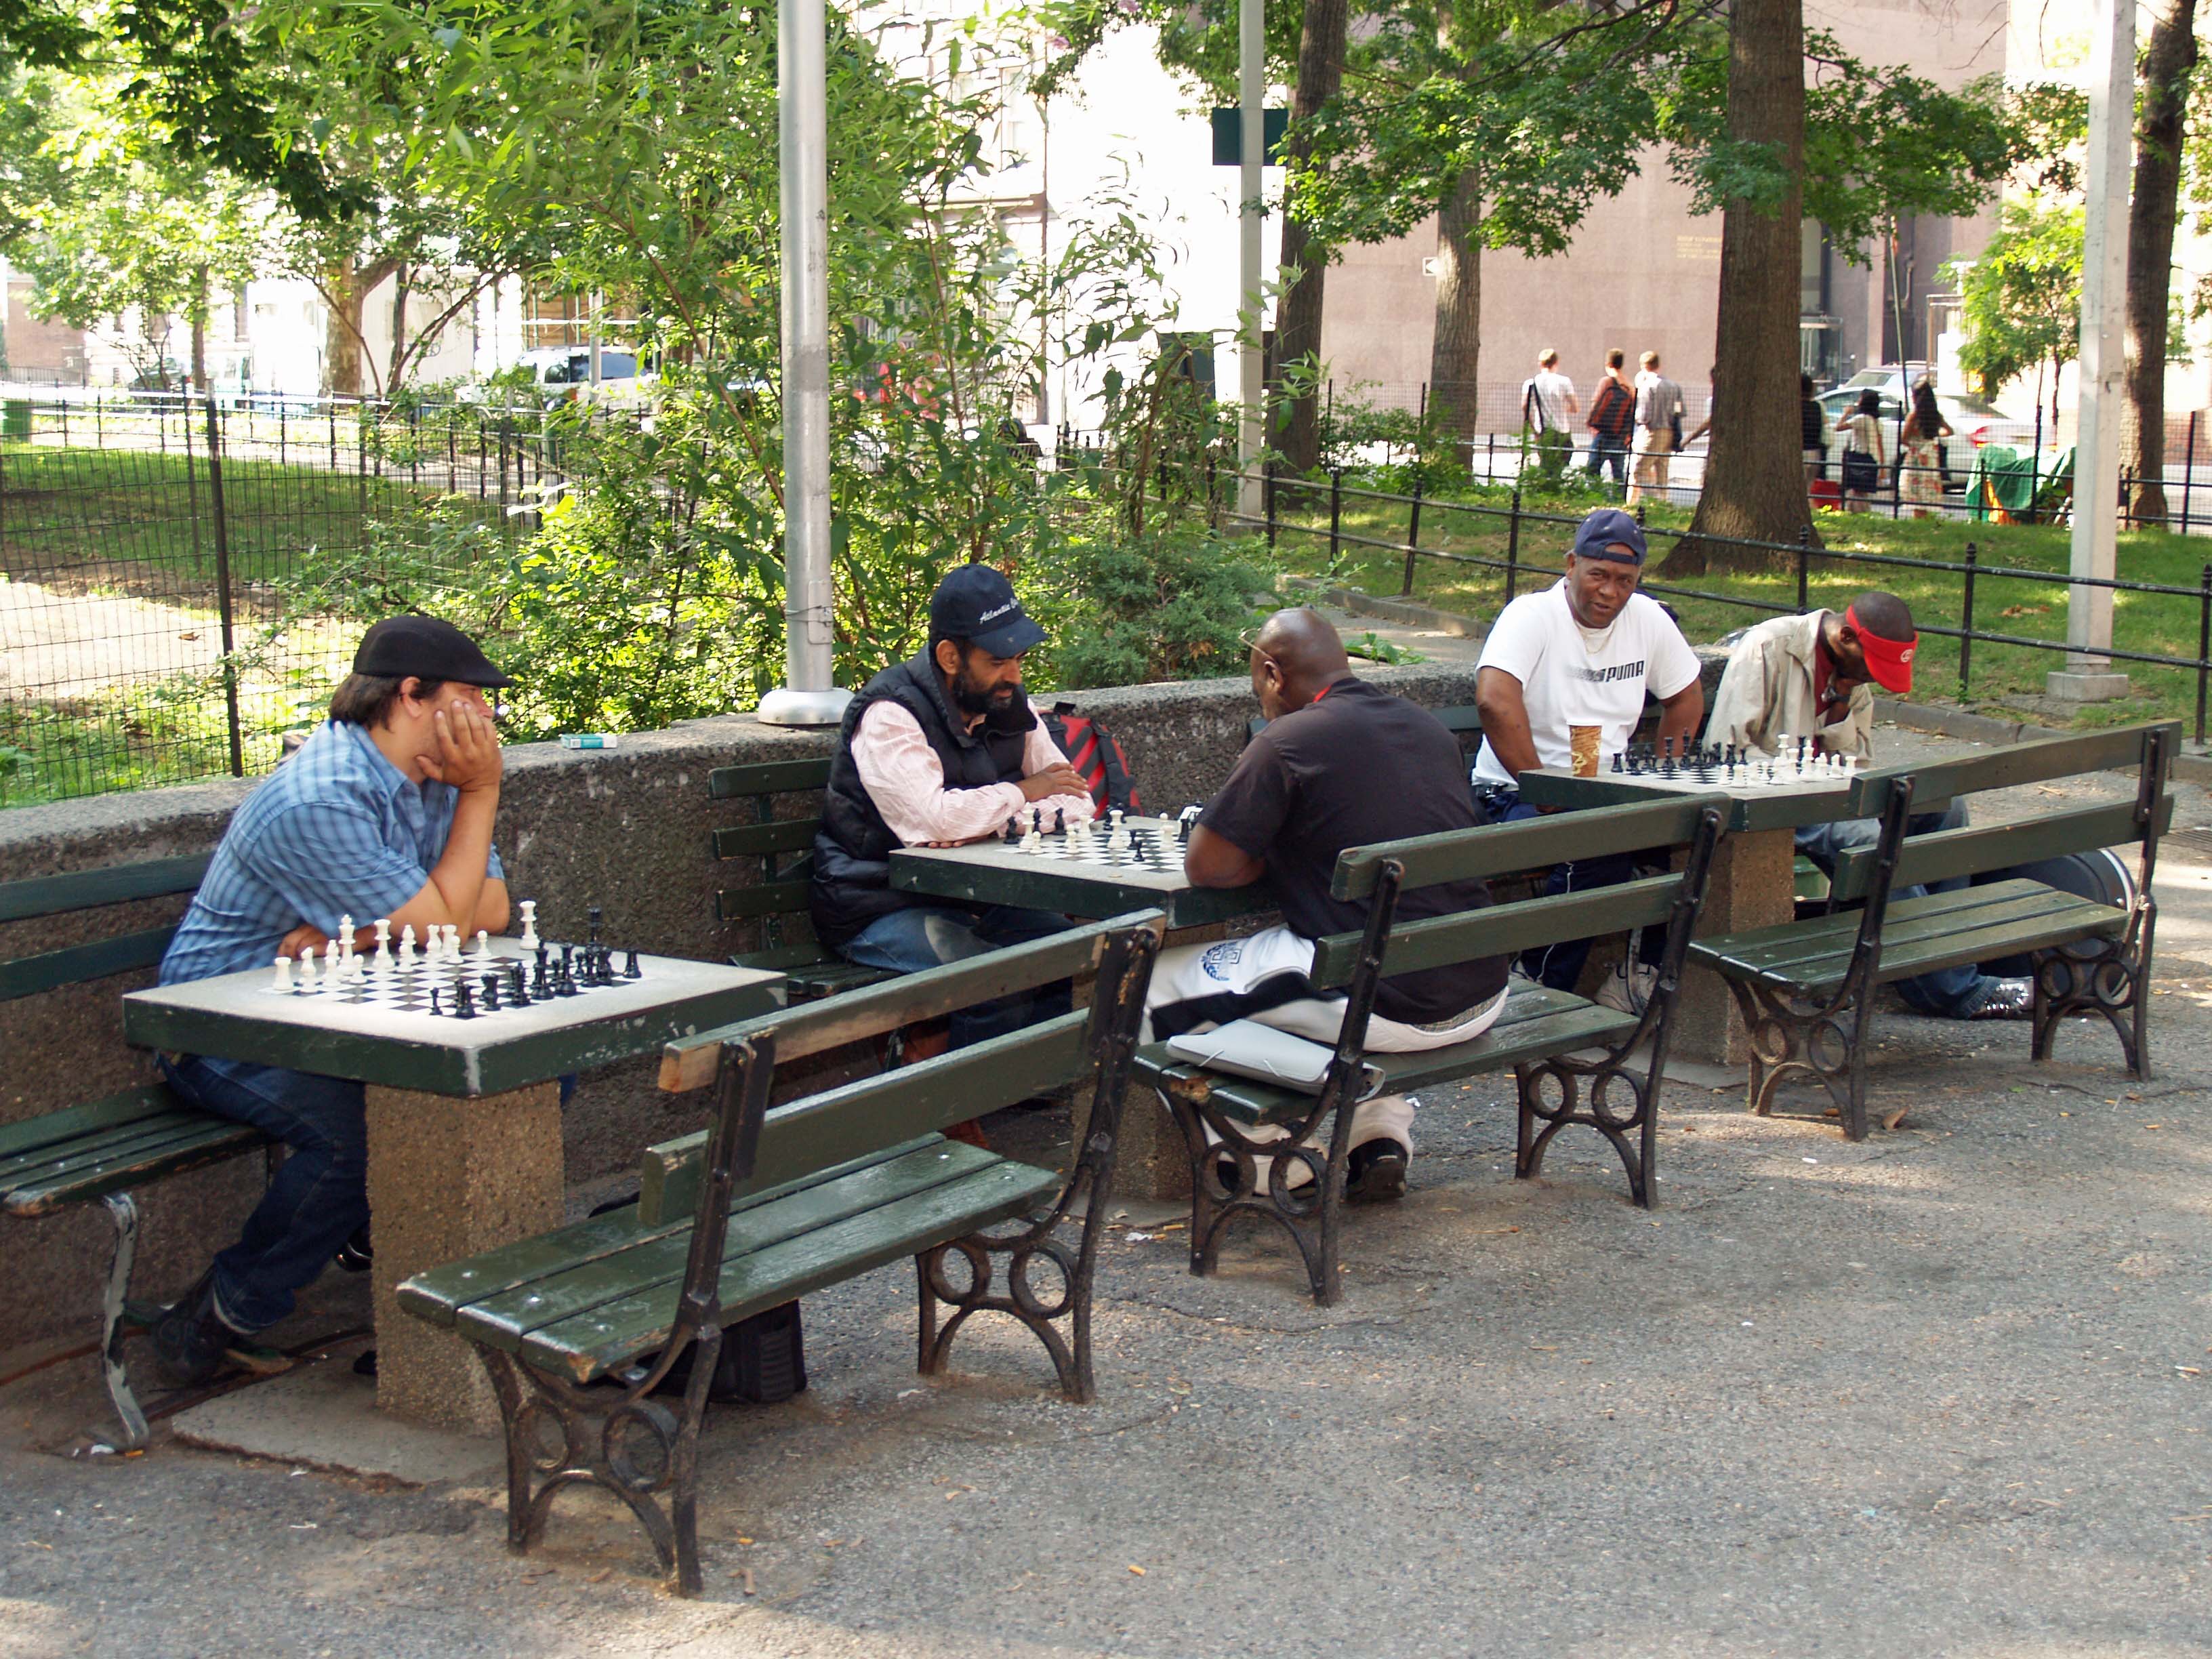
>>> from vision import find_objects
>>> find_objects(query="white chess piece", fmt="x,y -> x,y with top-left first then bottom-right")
298,945 -> 320,988
337,915 -> 355,960
443,924 -> 461,960
1108,808 -> 1129,851
518,900 -> 539,953
324,939 -> 342,983
272,954 -> 294,992
476,928 -> 491,960
372,917 -> 393,965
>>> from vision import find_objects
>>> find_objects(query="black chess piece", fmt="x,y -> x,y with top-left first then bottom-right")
430,987 -> 443,1017
454,981 -> 476,1019
624,949 -> 641,979
1610,752 -> 1624,773
508,964 -> 531,1006
1052,807 -> 1065,835
481,973 -> 502,1011
561,943 -> 575,977
1002,816 -> 1021,844
588,905 -> 602,945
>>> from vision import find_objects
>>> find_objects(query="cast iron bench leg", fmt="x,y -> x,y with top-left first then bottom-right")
1728,978 -> 1872,1142
2032,903 -> 2156,1081
1153,1080 -> 1347,1306
99,1193 -> 150,1452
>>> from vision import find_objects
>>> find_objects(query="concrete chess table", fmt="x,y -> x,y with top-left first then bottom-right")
1517,766 -> 1859,1065
123,939 -> 784,1431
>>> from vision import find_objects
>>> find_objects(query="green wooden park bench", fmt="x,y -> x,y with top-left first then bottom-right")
1687,721 -> 2175,1141
397,909 -> 1162,1595
0,853 -> 271,1450
1134,796 -> 1728,1303
709,756 -> 895,1002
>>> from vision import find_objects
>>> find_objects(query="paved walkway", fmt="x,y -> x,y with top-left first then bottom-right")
3,729 -> 2211,1656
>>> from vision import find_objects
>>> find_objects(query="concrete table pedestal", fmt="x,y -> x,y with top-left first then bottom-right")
365,1082 -> 564,1431
1674,827 -> 1798,1067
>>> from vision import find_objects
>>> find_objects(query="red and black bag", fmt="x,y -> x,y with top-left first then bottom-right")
1042,701 -> 1141,819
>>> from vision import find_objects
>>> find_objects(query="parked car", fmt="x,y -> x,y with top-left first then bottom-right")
462,346 -> 651,407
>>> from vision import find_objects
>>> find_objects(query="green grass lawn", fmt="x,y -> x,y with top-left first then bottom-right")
1265,478 -> 2212,735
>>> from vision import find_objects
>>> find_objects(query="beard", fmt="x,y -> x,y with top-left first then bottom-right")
951,671 -> 1020,722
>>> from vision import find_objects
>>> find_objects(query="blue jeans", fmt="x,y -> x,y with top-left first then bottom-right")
156,1054 -> 368,1332
1586,435 -> 1629,488
842,904 -> 1075,1049
1484,790 -> 1662,991
1795,799 -> 1995,1018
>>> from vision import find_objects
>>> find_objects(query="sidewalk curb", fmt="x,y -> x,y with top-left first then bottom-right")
1315,586 -> 1487,639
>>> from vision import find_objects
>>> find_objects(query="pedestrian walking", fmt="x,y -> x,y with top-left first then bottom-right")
1519,349 -> 1580,484
1625,351 -> 1683,508
1584,349 -> 1635,490
1899,378 -> 1950,519
1837,388 -> 1885,512
1800,373 -> 1826,487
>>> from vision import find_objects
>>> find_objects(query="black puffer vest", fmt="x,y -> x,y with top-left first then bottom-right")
810,653 -> 1032,949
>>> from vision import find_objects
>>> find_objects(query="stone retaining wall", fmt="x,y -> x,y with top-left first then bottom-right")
0,663 -> 1489,1356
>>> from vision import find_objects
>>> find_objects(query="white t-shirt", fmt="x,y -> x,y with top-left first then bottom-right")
1521,371 -> 1577,434
1473,579 -> 1704,786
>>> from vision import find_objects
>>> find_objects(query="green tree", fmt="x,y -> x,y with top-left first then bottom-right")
1947,197 -> 2083,434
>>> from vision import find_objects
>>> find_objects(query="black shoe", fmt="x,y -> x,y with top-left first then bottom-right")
152,1276 -> 241,1388
1345,1139 -> 1410,1204
334,1224 -> 373,1273
1966,979 -> 2035,1021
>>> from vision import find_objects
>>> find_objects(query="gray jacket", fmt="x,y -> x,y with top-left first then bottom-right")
1708,611 -> 1875,761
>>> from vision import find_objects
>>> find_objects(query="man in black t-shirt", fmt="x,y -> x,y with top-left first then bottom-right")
1147,609 -> 1513,1202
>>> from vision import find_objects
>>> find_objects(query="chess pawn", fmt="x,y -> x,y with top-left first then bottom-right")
476,928 -> 491,960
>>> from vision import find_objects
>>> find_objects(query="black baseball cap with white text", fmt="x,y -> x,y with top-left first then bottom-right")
930,565 -> 1047,657
352,615 -> 514,687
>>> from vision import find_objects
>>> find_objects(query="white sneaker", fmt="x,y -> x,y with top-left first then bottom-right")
1595,959 -> 1658,1015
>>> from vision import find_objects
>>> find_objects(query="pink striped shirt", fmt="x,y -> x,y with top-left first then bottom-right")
851,701 -> 1096,846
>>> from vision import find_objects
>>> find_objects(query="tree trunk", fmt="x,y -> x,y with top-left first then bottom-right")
386,262 -> 413,396
2122,0 -> 2198,529
1429,165 -> 1482,469
324,259 -> 366,397
1274,0 -> 1349,476
1664,0 -> 1812,573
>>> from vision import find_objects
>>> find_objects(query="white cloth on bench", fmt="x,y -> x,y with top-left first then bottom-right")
1146,926 -> 1510,1180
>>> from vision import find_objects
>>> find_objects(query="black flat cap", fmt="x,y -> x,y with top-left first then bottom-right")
352,615 -> 514,687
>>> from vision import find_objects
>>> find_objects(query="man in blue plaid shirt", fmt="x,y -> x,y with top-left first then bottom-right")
149,615 -> 513,1386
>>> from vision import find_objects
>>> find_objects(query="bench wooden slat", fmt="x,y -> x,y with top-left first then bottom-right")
648,1011 -> 1091,1221
1847,722 -> 2176,816
0,855 -> 211,924
403,1137 -> 956,1322
1692,881 -> 2089,973
0,1110 -> 241,1187
1332,798 -> 1716,900
1311,875 -> 1679,988
516,1158 -> 1060,1382
1828,796 -> 2169,903
0,927 -> 179,1002
712,821 -> 819,859
715,882 -> 811,922
4,1118 -> 266,1217
1134,990 -> 1640,1129
450,1141 -> 1006,1350
0,1085 -> 181,1162
707,758 -> 833,799
661,913 -> 1151,1090
1689,880 -> 2123,993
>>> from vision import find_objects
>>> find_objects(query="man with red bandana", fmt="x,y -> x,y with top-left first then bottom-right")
1710,591 -> 2032,1020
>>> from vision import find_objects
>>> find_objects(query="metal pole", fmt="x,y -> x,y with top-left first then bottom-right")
202,394 -> 243,777
757,0 -> 848,726
1960,541 -> 1977,695
1504,483 -> 1522,602
2186,410 -> 2198,534
2197,563 -> 2210,747
1401,476 -> 1423,596
2057,0 -> 2134,702
1327,467 -> 1343,569
1235,0 -> 1265,525
1796,526 -> 1810,613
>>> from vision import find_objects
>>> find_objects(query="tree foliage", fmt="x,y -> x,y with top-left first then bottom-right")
1947,197 -> 2083,419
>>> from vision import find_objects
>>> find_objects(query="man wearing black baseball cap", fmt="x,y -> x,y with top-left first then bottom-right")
1471,507 -> 1705,1005
811,565 -> 1097,1059
144,614 -> 515,1385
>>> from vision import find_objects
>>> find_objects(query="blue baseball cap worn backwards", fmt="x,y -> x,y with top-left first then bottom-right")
930,563 -> 1048,657
1571,508 -> 1647,565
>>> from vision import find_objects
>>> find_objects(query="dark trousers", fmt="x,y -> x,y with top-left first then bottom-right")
842,903 -> 1073,1048
1586,434 -> 1630,488
1483,789 -> 1662,991
157,1054 -> 367,1332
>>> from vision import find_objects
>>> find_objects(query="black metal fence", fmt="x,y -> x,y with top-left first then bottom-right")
1239,467 -> 2212,743
0,389 -> 565,804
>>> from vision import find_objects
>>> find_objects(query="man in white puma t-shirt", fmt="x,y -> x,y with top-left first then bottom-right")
1473,507 -> 1704,993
